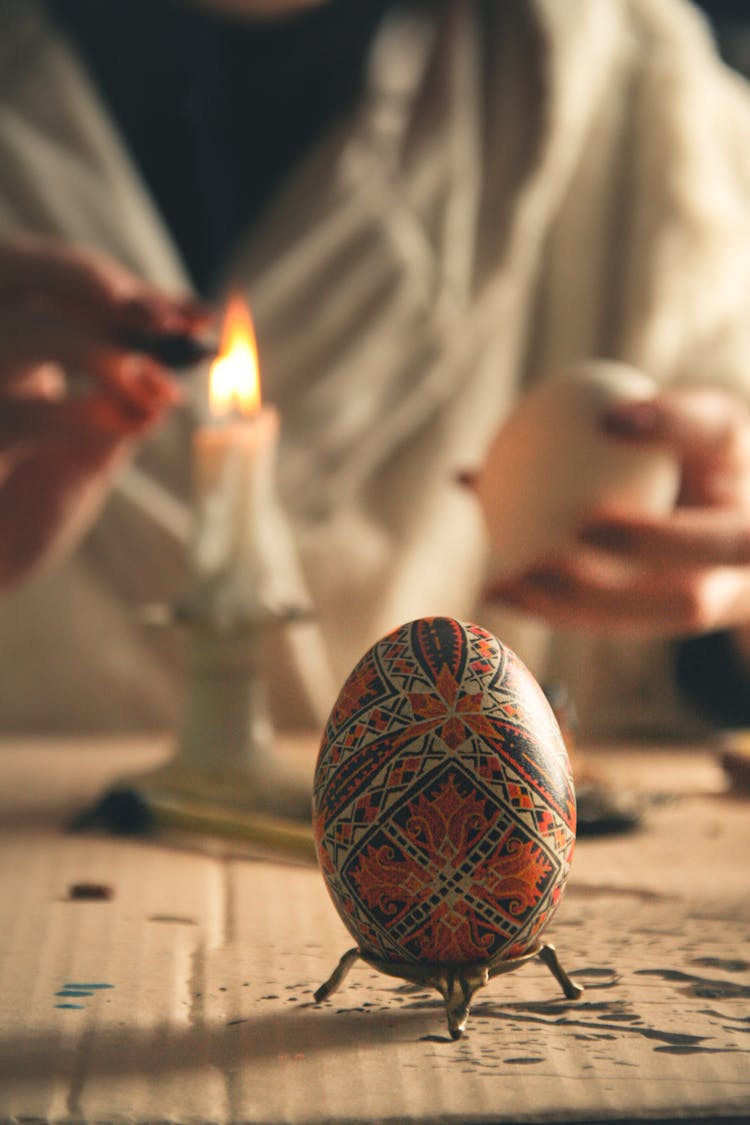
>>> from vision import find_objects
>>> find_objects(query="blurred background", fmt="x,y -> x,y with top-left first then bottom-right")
694,0 -> 750,74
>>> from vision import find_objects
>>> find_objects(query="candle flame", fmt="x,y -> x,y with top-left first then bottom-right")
209,294 -> 261,416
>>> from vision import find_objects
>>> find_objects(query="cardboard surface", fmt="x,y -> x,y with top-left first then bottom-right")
1,738 -> 749,1123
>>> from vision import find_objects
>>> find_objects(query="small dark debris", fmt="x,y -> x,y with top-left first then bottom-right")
148,914 -> 197,925
654,1044 -> 741,1055
570,967 -> 617,978
68,883 -> 113,901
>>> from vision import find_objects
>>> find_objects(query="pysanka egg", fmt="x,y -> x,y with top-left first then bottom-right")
313,617 -> 576,971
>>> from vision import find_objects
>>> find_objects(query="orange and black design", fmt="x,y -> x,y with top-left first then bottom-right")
313,617 -> 576,968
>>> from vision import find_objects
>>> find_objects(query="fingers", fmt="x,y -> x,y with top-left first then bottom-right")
0,237 -> 194,476
579,508 -> 750,568
486,555 -> 750,637
0,304 -> 183,401
481,382 -> 750,638
602,386 -> 750,508
603,386 -> 750,460
0,364 -> 180,452
0,233 -> 212,338
485,500 -> 750,636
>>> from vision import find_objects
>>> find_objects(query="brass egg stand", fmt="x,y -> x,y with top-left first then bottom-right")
315,942 -> 583,1040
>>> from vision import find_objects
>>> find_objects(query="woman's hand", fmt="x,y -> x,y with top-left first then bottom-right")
0,233 -> 210,591
486,386 -> 750,658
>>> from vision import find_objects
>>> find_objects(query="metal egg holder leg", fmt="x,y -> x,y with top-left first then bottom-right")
315,943 -> 583,1040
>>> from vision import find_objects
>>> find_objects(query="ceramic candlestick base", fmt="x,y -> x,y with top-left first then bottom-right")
77,605 -> 317,864
149,620 -> 311,820
315,942 -> 583,1040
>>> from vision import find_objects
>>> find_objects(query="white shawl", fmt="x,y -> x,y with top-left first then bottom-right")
0,0 -> 749,738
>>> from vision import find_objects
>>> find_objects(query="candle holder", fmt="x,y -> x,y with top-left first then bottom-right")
78,463 -> 320,858
80,587 -> 319,862
75,296 -> 322,859
77,592 -> 319,862
151,602 -> 310,775
167,617 -> 306,819
111,465 -> 320,858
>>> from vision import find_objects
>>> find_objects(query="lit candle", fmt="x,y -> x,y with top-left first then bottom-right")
164,294 -> 312,796
188,294 -> 294,629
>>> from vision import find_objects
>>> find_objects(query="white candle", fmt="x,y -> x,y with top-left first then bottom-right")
187,295 -> 307,629
192,404 -> 280,577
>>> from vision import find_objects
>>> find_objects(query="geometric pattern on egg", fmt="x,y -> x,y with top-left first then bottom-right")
313,617 -> 577,969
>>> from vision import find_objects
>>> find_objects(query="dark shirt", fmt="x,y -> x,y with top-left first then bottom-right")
691,0 -> 750,78
42,0 -> 396,294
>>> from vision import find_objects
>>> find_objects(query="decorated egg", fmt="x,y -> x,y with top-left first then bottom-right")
313,617 -> 576,978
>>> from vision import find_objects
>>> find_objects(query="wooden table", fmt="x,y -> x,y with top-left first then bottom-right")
0,737 -> 749,1124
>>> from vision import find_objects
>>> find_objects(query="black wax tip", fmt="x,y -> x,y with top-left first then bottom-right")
125,332 -> 218,368
69,787 -> 156,835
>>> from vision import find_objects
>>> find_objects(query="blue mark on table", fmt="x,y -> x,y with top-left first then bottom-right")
54,982 -> 114,1010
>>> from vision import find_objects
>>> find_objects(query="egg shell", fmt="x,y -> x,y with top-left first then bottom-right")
475,359 -> 681,577
313,617 -> 576,968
